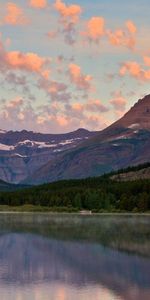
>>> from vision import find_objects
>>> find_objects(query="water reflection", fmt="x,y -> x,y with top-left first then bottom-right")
0,229 -> 149,300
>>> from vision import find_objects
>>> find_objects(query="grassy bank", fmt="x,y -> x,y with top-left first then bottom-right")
0,204 -> 149,214
0,204 -> 80,213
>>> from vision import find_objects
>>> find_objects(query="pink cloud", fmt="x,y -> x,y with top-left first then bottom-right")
0,95 -> 110,133
6,51 -> 48,74
143,56 -> 150,67
37,77 -> 71,102
3,2 -> 28,25
48,82 -> 70,102
54,0 -> 82,23
110,92 -> 127,118
120,61 -> 141,77
72,102 -> 84,111
86,99 -> 109,113
82,17 -> 105,42
0,38 -> 51,80
83,114 -> 109,130
119,59 -> 150,81
47,31 -> 57,39
63,100 -> 109,130
126,20 -> 137,34
0,97 -> 39,131
107,20 -> 137,50
56,115 -> 68,126
81,17 -> 137,50
68,63 -> 93,91
29,0 -> 47,9
6,96 -> 23,108
1,97 -> 30,124
53,0 -> 82,45
71,100 -> 108,113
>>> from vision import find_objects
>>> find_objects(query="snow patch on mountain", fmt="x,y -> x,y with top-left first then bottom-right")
128,123 -> 140,129
0,144 -> 14,151
0,137 -> 88,152
0,130 -> 6,134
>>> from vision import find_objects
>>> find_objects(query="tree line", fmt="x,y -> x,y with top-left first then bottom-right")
0,175 -> 150,212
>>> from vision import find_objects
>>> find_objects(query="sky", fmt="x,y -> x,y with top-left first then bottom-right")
0,0 -> 150,133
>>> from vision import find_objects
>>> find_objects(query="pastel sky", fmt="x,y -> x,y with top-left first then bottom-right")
0,0 -> 150,133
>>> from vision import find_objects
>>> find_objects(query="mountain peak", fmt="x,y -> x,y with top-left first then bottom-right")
115,94 -> 150,130
75,128 -> 89,133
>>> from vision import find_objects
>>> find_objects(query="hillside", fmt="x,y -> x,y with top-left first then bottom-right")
111,163 -> 150,181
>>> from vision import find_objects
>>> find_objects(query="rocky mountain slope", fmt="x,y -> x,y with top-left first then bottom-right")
111,164 -> 150,181
0,128 -> 97,183
24,94 -> 150,185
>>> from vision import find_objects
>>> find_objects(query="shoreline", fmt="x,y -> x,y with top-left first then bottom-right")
0,210 -> 149,216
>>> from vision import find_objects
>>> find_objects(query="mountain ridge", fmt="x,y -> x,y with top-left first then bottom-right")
23,94 -> 150,185
0,128 -> 98,183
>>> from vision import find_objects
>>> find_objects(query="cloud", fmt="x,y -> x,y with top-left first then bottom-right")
66,99 -> 109,119
143,56 -> 150,67
56,115 -> 68,126
0,37 -> 51,79
5,51 -> 49,75
3,2 -> 28,25
6,96 -> 23,108
49,4 -> 137,49
72,102 -> 83,111
53,0 -> 82,45
0,94 -> 109,133
82,17 -> 105,42
3,72 -> 36,100
47,31 -> 57,39
85,114 -> 108,130
38,78 -> 71,102
126,20 -> 137,34
29,0 -> 47,9
54,0 -> 82,23
82,17 -> 137,49
68,63 -> 93,91
47,25 -> 77,45
107,20 -> 137,50
62,22 -> 77,45
63,99 -> 109,130
86,99 -> 109,113
120,61 -> 141,77
4,72 -> 27,87
48,81 -> 67,94
0,96 -> 37,130
0,36 -> 54,103
119,58 -> 150,81
110,91 -> 127,118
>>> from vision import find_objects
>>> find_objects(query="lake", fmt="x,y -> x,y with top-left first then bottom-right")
0,213 -> 149,300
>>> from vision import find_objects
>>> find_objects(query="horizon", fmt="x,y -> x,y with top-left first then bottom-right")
0,126 -> 96,134
0,0 -> 150,133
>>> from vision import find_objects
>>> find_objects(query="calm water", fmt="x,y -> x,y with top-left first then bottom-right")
0,213 -> 149,300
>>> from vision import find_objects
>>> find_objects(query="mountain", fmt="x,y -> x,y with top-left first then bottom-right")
0,128 -> 97,183
24,94 -> 150,185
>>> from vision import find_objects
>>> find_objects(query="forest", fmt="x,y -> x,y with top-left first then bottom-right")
0,163 -> 150,212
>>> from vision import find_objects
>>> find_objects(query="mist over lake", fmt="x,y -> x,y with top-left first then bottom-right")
0,213 -> 149,300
